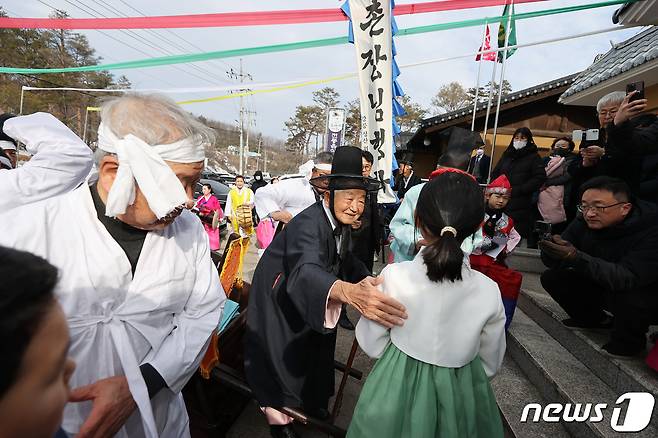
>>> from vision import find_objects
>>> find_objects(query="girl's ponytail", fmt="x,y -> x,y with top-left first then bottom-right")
422,226 -> 466,282
416,173 -> 484,283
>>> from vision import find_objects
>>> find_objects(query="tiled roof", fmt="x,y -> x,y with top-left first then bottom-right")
420,74 -> 577,129
560,26 -> 658,101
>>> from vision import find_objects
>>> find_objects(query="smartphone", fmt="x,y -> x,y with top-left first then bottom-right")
534,220 -> 552,241
626,81 -> 645,102
572,129 -> 599,148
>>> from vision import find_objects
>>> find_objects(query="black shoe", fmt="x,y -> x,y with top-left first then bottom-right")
270,424 -> 300,438
562,316 -> 613,329
602,341 -> 644,358
338,311 -> 355,331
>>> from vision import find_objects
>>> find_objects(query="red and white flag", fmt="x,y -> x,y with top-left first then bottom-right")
476,25 -> 496,62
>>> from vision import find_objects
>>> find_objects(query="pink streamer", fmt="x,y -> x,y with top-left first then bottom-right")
0,0 -> 546,30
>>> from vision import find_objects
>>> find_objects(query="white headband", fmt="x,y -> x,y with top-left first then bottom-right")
298,160 -> 333,180
0,140 -> 17,151
97,122 -> 206,219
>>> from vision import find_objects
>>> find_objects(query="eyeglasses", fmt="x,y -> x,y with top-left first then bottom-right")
598,110 -> 618,117
577,202 -> 627,214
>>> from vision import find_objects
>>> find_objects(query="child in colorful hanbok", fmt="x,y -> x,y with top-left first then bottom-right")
348,171 -> 506,438
470,175 -> 522,329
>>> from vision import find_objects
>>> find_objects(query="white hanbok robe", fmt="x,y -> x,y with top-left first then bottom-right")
0,112 -> 93,211
0,185 -> 225,438
254,177 -> 317,219
356,250 -> 506,378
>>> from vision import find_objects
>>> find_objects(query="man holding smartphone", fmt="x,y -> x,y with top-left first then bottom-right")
539,176 -> 658,357
606,82 -> 657,155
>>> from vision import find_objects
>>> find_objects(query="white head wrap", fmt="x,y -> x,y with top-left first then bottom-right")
97,122 -> 206,219
298,159 -> 332,180
0,140 -> 17,151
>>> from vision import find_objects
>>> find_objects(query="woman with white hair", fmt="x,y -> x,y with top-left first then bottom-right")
0,94 -> 225,438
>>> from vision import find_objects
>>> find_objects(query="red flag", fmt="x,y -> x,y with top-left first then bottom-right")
476,25 -> 496,62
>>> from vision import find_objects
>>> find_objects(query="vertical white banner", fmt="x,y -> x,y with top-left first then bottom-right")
325,107 -> 346,152
349,0 -> 396,203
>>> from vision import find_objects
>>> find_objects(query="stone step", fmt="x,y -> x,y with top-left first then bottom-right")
506,248 -> 545,274
492,355 -> 571,438
517,281 -> 658,429
507,308 -> 658,438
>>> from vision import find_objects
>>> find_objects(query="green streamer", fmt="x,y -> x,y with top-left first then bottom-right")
0,0 -> 632,74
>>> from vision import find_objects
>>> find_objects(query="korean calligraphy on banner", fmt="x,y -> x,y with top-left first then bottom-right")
325,107 -> 346,152
348,0 -> 396,203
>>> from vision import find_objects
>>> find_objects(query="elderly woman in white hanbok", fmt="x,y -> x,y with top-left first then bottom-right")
0,94 -> 225,438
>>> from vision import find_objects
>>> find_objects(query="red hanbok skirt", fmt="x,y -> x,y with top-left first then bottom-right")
470,254 -> 522,330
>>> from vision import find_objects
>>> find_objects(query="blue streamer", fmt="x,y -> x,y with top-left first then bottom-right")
393,80 -> 404,98
340,2 -> 354,43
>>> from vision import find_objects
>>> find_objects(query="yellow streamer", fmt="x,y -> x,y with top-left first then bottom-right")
177,73 -> 355,105
85,73 -> 354,111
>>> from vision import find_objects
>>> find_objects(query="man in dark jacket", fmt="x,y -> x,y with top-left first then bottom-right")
244,146 -> 407,438
539,176 -> 658,357
393,152 -> 422,200
467,146 -> 491,184
570,91 -> 658,198
351,150 -> 382,273
607,90 -> 658,156
251,170 -> 268,193
491,128 -> 546,241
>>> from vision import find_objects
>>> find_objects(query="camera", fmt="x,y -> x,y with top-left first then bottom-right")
534,220 -> 552,241
572,129 -> 600,149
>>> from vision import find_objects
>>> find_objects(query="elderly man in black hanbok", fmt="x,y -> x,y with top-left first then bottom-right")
245,146 -> 407,438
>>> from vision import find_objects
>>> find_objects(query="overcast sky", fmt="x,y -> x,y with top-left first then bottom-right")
4,1 -> 642,140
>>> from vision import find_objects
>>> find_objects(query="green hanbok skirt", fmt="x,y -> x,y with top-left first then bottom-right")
347,343 -> 503,438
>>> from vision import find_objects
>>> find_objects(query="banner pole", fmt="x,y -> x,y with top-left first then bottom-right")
471,21 -> 489,132
19,86 -> 25,115
488,1 -> 514,183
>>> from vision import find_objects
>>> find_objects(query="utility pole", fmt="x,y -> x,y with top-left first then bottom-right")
243,108 -> 256,173
227,58 -> 252,175
256,135 -> 262,170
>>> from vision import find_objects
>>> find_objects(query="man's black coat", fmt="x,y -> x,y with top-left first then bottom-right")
244,201 -> 369,410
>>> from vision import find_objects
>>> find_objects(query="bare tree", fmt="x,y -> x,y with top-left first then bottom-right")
430,82 -> 469,114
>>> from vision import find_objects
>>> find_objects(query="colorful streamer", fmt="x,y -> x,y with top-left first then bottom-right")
1,0 -> 548,29
73,25 -> 624,108
0,0 -> 632,75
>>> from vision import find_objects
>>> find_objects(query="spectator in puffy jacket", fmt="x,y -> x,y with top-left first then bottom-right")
491,127 -> 546,245
539,176 -> 658,357
538,137 -> 578,234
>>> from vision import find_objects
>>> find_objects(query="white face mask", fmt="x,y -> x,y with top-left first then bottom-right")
512,140 -> 527,150
255,176 -> 261,180
476,149 -> 484,157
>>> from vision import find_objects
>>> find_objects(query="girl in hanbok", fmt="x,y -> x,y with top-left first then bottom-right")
348,172 -> 506,438
470,175 -> 522,329
195,183 -> 223,251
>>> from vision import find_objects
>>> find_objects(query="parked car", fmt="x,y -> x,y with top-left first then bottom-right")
194,179 -> 230,231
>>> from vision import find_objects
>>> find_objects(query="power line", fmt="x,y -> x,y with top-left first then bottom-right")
34,0 -> 180,88
116,0 -> 235,74
89,0 -> 227,83
59,0 -> 218,86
